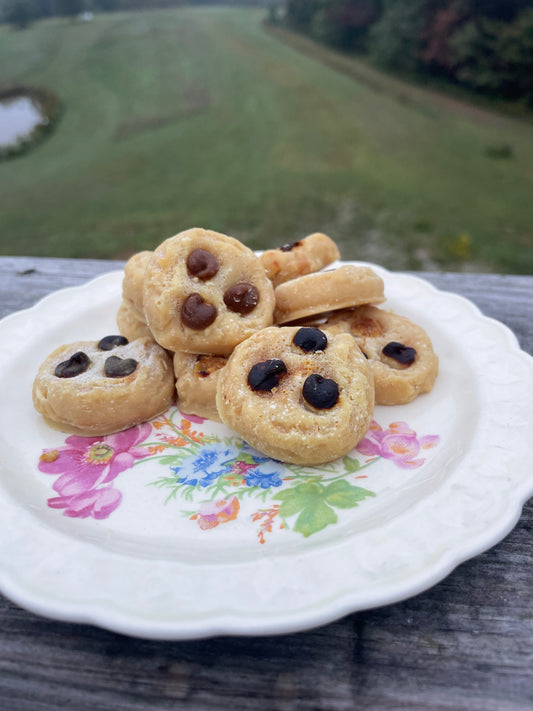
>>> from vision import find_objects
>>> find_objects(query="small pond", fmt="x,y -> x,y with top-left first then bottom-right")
0,93 -> 47,149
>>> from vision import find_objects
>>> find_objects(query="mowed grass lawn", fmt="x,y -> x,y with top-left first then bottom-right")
1,7 -> 533,272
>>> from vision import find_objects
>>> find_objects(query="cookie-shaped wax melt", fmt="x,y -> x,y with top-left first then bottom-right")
259,232 -> 340,287
323,305 -> 438,405
143,228 -> 275,355
273,265 -> 385,325
32,336 -> 175,435
173,351 -> 227,422
122,250 -> 153,313
116,297 -> 153,341
216,326 -> 374,465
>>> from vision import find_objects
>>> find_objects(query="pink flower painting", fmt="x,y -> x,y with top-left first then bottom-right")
190,497 -> 240,530
38,423 -> 152,519
356,421 -> 440,469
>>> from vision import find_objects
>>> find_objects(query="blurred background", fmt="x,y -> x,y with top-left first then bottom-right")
0,0 -> 532,273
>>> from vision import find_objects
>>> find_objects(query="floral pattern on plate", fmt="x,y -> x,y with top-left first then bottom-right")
38,409 -> 440,541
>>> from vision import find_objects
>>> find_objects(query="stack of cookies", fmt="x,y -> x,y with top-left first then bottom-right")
33,227 -> 438,466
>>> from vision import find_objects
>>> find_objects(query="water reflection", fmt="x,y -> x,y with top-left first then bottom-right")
0,94 -> 46,148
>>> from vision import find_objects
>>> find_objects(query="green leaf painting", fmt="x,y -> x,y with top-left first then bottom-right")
275,480 -> 375,537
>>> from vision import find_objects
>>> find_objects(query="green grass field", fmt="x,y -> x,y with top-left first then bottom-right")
1,7 -> 532,272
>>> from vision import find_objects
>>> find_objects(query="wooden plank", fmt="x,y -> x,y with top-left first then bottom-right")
0,257 -> 532,711
0,257 -> 123,321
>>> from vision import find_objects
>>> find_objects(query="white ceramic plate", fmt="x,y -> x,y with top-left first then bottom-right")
0,262 -> 532,640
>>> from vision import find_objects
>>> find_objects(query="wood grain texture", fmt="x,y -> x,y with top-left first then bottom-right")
0,257 -> 532,711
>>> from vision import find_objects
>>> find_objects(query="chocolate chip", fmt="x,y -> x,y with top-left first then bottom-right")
223,283 -> 259,314
97,335 -> 129,351
382,341 -> 416,365
279,240 -> 302,252
302,373 -> 339,409
181,293 -> 217,330
293,327 -> 328,353
54,351 -> 91,378
248,359 -> 287,391
104,356 -> 138,377
186,249 -> 220,280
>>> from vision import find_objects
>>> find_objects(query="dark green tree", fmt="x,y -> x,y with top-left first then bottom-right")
285,0 -> 321,31
3,0 -> 34,28
450,7 -> 533,103
310,0 -> 382,50
54,0 -> 84,18
367,0 -> 425,72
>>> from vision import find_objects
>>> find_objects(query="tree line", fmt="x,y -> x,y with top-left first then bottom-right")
276,0 -> 533,105
0,0 -> 265,28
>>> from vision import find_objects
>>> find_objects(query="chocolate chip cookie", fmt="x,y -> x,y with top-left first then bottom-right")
323,305 -> 439,405
216,326 -> 374,465
143,228 -> 275,355
259,232 -> 340,287
173,351 -> 227,422
32,336 -> 175,435
273,265 -> 385,325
